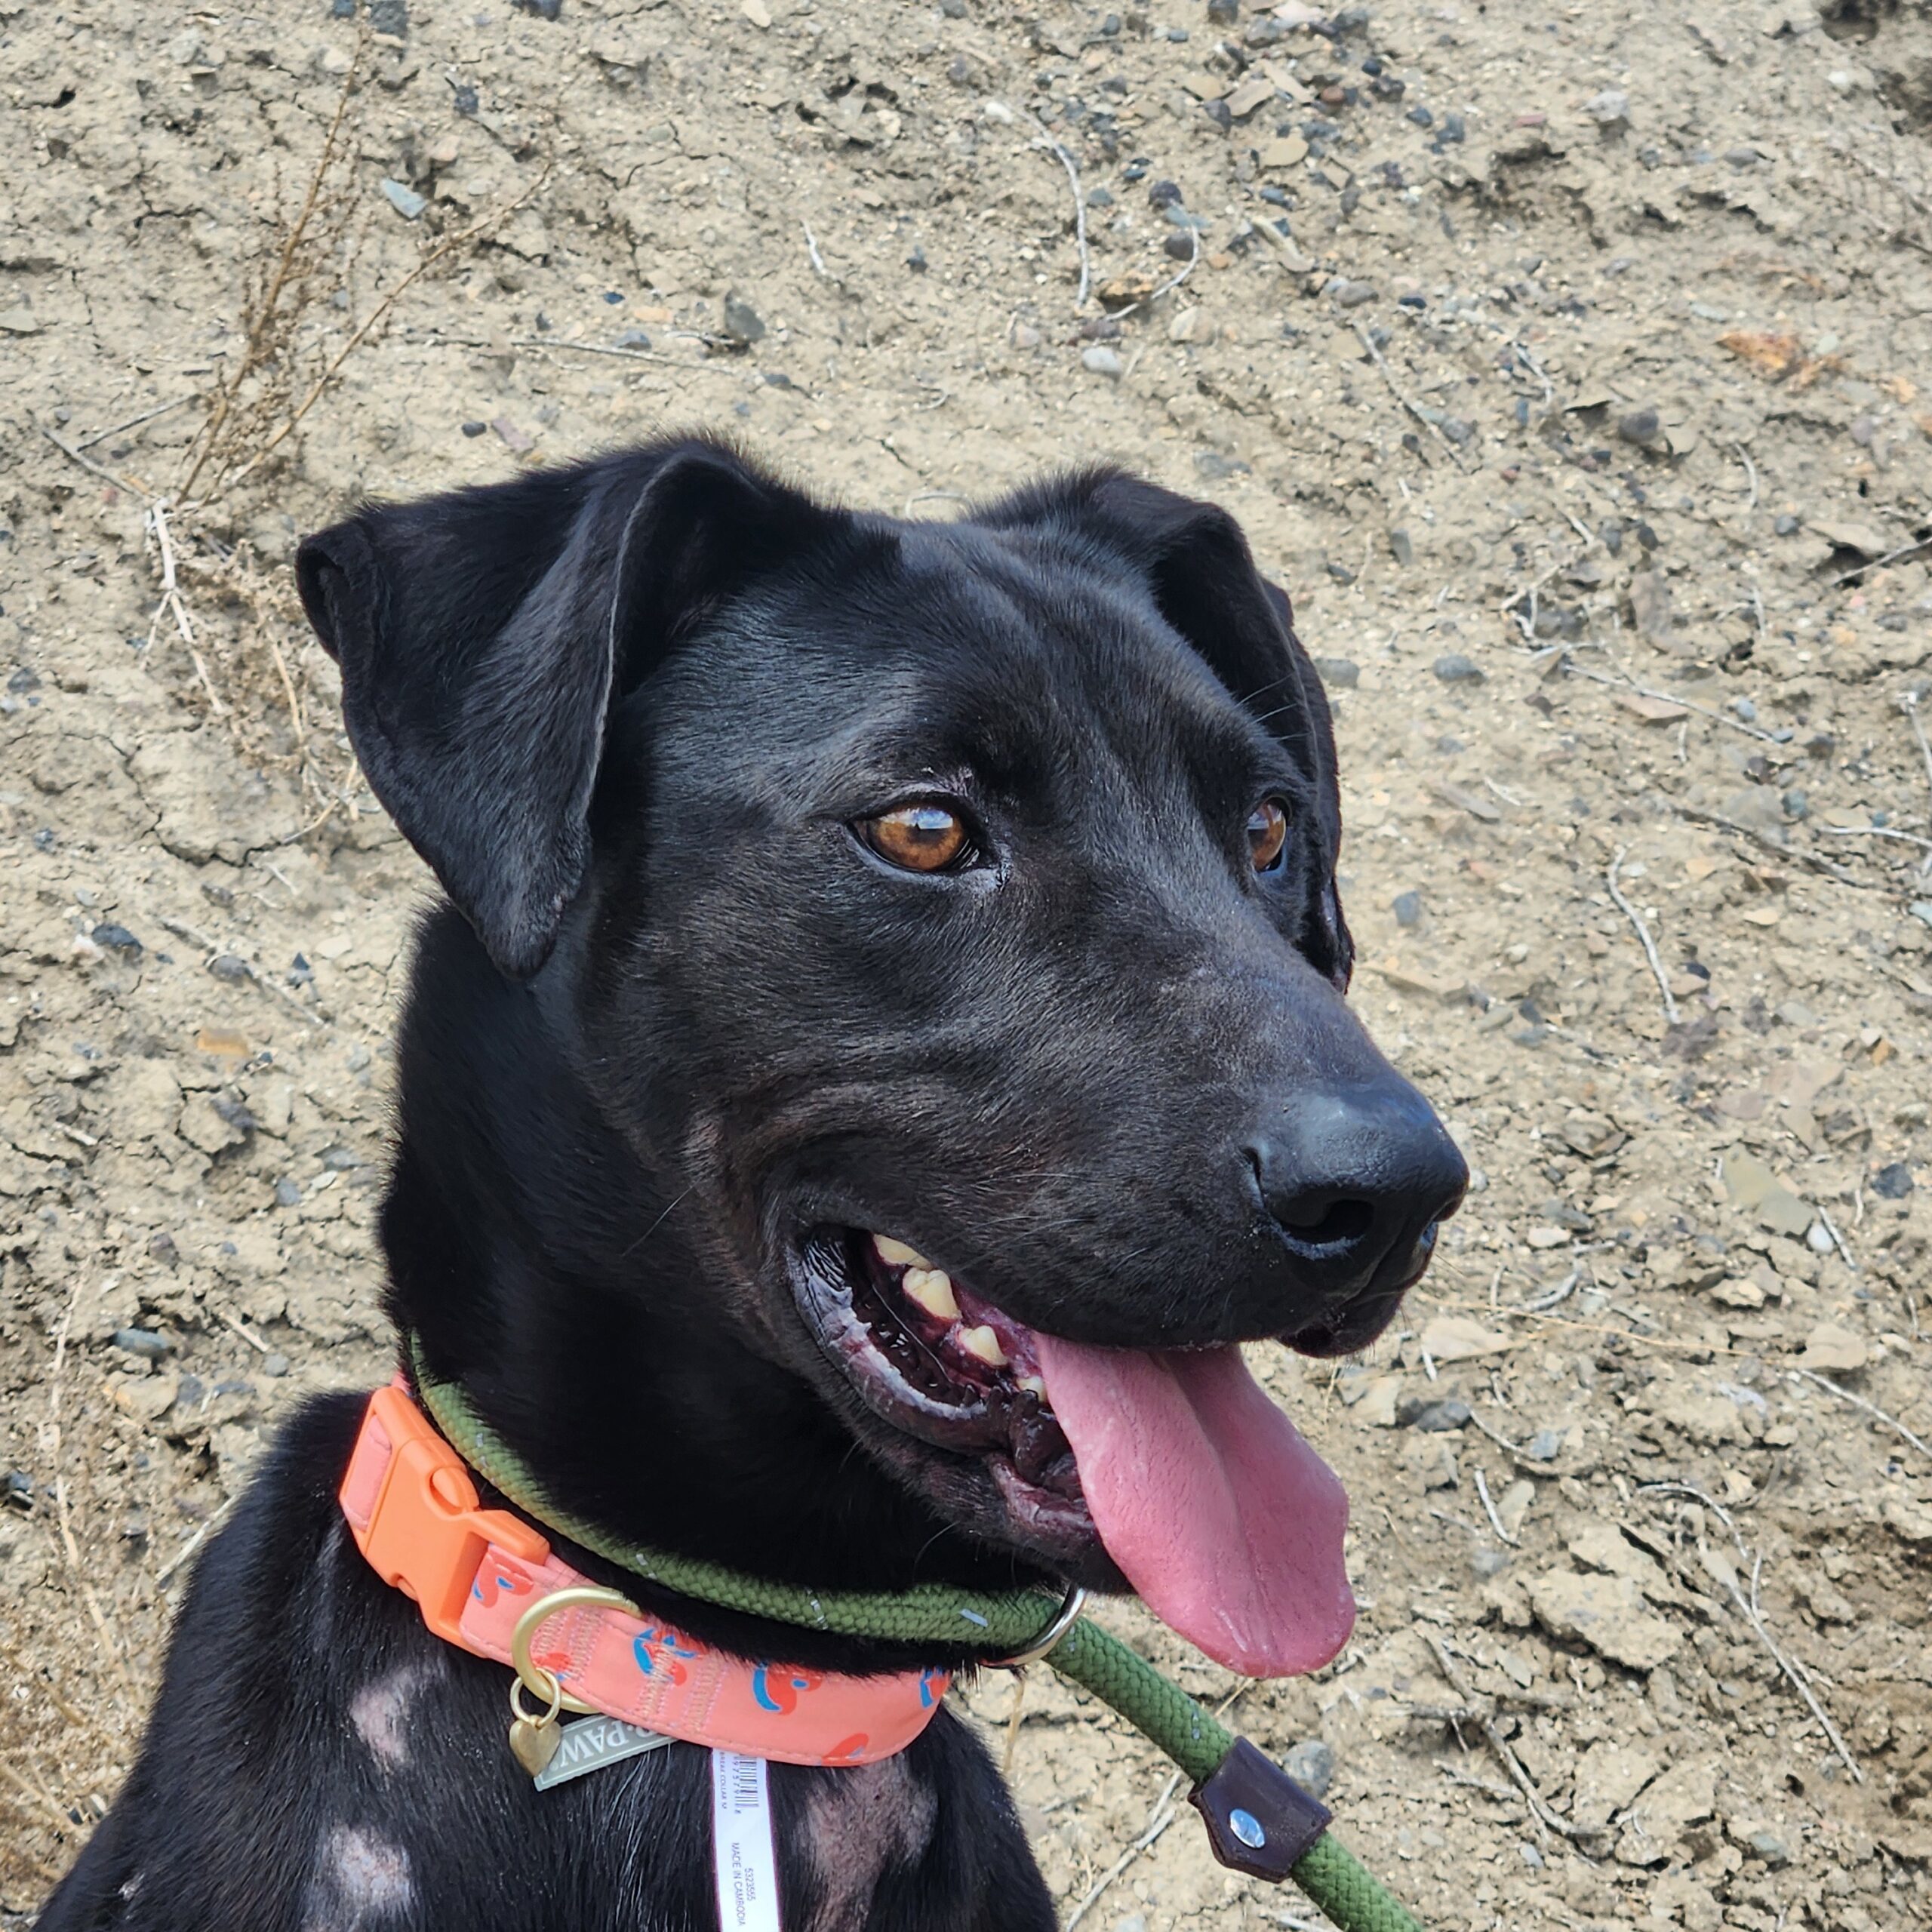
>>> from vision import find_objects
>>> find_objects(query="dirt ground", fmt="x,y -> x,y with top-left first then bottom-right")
5,0 -> 1932,1924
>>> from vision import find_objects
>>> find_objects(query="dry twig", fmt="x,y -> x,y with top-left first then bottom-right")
1828,535 -> 1932,586
1473,1467 -> 1519,1546
1669,801 -> 1867,888
1637,1483 -> 1861,1782
177,36 -> 364,501
1061,1770 -> 1183,1931
1607,847 -> 1680,1028
1029,124 -> 1091,309
1424,1634 -> 1598,1846
1901,690 -> 1932,848
1355,323 -> 1472,472
1785,1364 -> 1930,1460
216,174 -> 550,501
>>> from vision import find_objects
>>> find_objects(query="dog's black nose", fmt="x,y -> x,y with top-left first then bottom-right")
1247,1078 -> 1468,1315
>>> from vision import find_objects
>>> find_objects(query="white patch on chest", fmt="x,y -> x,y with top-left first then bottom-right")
799,1757 -> 937,1932
301,1823 -> 413,1930
349,1660 -> 441,1772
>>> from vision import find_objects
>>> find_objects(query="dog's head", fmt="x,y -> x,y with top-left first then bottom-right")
299,441 -> 1464,1675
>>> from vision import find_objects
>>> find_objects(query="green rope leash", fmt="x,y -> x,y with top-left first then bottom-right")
414,1358 -> 1423,1932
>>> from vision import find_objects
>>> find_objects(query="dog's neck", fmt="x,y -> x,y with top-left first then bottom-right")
374,909 -> 1041,1663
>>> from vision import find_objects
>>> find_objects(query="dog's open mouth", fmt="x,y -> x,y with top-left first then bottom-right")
792,1229 -> 1085,1515
791,1227 -> 1358,1678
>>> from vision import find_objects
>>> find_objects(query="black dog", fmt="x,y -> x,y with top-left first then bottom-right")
40,441 -> 1463,1931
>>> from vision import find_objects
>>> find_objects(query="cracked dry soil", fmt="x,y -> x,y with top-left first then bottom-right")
5,1 -> 1932,1927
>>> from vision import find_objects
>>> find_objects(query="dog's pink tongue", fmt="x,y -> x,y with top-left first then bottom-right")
1032,1338 -> 1354,1678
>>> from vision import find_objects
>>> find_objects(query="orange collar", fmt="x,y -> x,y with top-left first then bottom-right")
340,1380 -> 949,1767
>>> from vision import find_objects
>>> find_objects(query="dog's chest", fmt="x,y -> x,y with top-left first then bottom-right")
792,1756 -> 938,1932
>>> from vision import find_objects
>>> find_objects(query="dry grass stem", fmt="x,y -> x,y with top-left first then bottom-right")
217,171 -> 551,502
177,35 -> 365,503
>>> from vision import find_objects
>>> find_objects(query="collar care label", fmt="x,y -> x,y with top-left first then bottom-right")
712,1750 -> 782,1932
531,1714 -> 675,1792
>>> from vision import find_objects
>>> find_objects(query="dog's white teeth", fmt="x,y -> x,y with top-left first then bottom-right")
1017,1374 -> 1047,1398
958,1324 -> 1008,1367
872,1235 -> 928,1269
902,1266 -> 959,1321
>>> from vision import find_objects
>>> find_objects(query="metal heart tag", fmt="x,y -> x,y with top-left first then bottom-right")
509,1715 -> 561,1777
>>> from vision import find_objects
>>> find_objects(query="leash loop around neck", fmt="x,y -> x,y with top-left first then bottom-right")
405,1344 -> 1428,1932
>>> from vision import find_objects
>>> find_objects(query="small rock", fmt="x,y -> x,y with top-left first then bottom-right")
1419,1316 -> 1509,1363
1392,891 -> 1423,928
1719,1149 -> 1812,1238
1584,88 -> 1630,125
380,178 -> 428,221
1193,450 -> 1250,480
91,922 -> 143,957
1801,1322 -> 1869,1374
1331,278 -> 1377,309
1814,517 -> 1888,558
1433,653 -> 1485,685
1882,1495 -> 1932,1545
1162,231 -> 1196,262
263,1352 -> 291,1378
1524,1428 -> 1564,1462
1872,1161 -> 1913,1198
1399,1396 -> 1472,1432
1574,1741 -> 1664,1832
1527,1569 -> 1681,1670
274,1177 -> 303,1208
208,954 -> 251,983
1389,527 -> 1414,567
460,420 -> 487,438
1281,1737 -> 1335,1800
1617,407 -> 1662,447
1312,657 -> 1360,690
1081,346 -> 1124,377
722,294 -> 767,345
1629,570 -> 1672,641
368,0 -> 409,32
1726,1818 -> 1791,1866
112,1327 -> 171,1362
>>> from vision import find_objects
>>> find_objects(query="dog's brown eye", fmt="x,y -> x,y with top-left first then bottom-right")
1247,798 -> 1291,872
860,802 -> 973,874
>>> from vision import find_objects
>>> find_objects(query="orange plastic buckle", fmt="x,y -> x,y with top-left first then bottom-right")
343,1383 -> 549,1646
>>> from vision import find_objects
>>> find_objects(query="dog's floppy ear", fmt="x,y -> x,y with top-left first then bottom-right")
297,440 -> 840,982
1036,473 -> 1353,989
